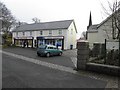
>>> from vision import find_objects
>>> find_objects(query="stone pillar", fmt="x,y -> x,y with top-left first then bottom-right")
77,41 -> 89,70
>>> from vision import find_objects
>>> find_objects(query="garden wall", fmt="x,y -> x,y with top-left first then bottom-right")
86,63 -> 120,76
77,41 -> 120,76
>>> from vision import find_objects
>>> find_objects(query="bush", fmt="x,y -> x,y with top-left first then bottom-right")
2,44 -> 8,48
106,49 -> 119,66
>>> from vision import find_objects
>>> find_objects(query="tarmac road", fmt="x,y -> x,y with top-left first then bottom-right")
3,47 -> 75,68
2,52 -> 107,88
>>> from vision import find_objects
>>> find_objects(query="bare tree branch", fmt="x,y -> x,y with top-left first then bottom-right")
101,0 -> 120,40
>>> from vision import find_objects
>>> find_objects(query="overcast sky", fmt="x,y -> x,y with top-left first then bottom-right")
1,0 -> 116,39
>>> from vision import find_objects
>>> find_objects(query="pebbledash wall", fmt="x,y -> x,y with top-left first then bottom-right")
12,20 -> 77,50
77,40 -> 120,76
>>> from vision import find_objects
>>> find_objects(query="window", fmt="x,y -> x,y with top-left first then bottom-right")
58,30 -> 62,35
30,31 -> 32,36
40,31 -> 43,35
53,47 -> 57,49
49,30 -> 52,35
39,45 -> 46,49
49,47 -> 53,49
16,32 -> 18,37
71,29 -> 73,34
23,32 -> 25,36
48,47 -> 53,49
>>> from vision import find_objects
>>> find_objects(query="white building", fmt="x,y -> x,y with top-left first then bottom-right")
12,20 -> 77,50
86,11 -> 119,49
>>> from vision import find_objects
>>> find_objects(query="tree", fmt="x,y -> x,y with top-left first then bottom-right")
0,2 -> 16,46
0,1 -> 16,33
15,21 -> 28,27
101,0 -> 120,66
79,31 -> 87,40
111,1 -> 120,40
32,17 -> 40,23
82,31 -> 87,39
101,0 -> 120,40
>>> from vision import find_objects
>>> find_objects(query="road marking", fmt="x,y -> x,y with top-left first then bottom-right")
1,50 -> 118,88
71,57 -> 77,68
1,50 -> 77,74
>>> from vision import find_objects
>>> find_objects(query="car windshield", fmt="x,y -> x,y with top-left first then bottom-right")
39,45 -> 46,49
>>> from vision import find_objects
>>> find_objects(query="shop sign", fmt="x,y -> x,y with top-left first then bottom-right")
15,36 -> 33,39
44,36 -> 64,39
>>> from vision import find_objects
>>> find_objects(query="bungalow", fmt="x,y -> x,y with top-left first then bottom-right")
12,19 -> 77,50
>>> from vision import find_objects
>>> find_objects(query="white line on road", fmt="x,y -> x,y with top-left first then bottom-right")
71,57 -> 77,68
1,50 -> 118,88
1,50 -> 77,74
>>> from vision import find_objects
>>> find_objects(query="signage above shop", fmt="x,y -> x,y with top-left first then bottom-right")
37,36 -> 64,39
44,36 -> 64,39
15,36 -> 33,39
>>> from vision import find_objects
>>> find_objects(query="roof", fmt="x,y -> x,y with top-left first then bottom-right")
13,20 -> 74,32
88,24 -> 99,30
87,9 -> 120,32
87,24 -> 99,33
97,15 -> 112,28
97,9 -> 120,28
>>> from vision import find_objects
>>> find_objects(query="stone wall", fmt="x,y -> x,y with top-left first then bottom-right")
77,40 -> 120,76
86,63 -> 120,76
77,41 -> 89,70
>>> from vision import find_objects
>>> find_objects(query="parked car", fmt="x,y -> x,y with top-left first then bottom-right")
37,45 -> 63,57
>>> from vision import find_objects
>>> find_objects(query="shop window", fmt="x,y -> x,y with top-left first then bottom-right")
49,30 -> 52,35
40,31 -> 43,35
30,31 -> 32,36
23,32 -> 25,36
16,32 -> 18,37
58,30 -> 62,35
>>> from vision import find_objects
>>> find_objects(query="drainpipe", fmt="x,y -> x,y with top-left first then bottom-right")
118,20 -> 120,66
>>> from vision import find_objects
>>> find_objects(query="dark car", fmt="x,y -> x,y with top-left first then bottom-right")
37,45 -> 63,57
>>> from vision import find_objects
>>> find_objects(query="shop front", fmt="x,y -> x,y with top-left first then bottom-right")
14,36 -> 34,48
37,36 -> 64,50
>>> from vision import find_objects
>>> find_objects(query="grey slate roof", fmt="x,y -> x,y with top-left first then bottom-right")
88,24 -> 99,30
13,20 -> 73,32
86,24 -> 99,33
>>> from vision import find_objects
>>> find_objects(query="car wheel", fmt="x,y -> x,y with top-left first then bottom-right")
37,52 -> 40,56
59,52 -> 62,56
46,53 -> 50,57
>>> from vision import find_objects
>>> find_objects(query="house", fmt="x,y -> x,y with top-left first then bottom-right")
12,19 -> 77,50
86,11 -> 119,49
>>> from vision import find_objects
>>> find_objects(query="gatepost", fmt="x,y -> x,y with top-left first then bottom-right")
77,40 -> 89,70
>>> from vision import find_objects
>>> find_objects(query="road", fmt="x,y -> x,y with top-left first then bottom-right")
2,48 -> 107,88
3,47 -> 76,68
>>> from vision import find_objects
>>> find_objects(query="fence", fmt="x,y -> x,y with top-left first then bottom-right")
77,40 -> 120,76
105,39 -> 119,66
88,39 -> 119,66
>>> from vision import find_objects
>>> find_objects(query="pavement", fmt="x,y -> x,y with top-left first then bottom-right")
2,47 -> 120,88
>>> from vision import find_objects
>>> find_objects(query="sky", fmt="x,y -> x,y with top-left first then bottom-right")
1,0 -> 116,39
